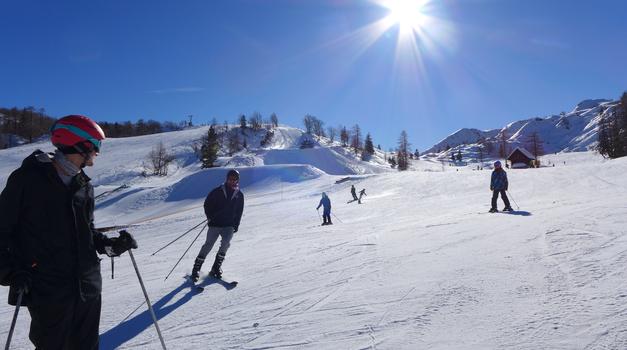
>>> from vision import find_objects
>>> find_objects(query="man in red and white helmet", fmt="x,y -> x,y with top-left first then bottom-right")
0,115 -> 137,349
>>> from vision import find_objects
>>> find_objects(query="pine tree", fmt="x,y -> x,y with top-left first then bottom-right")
397,130 -> 410,171
362,133 -> 375,160
597,113 -> 612,158
456,150 -> 462,162
239,114 -> 247,129
200,126 -> 220,168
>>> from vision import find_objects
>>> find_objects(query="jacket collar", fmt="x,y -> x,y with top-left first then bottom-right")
221,184 -> 239,201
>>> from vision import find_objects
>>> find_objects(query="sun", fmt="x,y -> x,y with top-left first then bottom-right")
382,0 -> 427,34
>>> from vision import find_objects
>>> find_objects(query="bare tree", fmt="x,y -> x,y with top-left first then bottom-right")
327,126 -> 337,143
340,126 -> 349,147
147,141 -> 175,176
312,117 -> 325,138
303,114 -> 314,134
351,124 -> 362,152
526,131 -> 545,159
498,130 -> 509,158
270,113 -> 279,128
227,130 -> 241,155
250,111 -> 263,130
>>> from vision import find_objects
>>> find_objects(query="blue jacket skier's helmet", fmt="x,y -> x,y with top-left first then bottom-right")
494,161 -> 502,168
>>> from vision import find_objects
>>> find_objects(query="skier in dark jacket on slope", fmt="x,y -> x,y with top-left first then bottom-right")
350,185 -> 358,202
358,188 -> 367,204
191,169 -> 245,282
317,192 -> 332,225
0,115 -> 137,349
490,160 -> 513,213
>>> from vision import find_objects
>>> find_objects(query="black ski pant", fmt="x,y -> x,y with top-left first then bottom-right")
27,294 -> 101,350
491,190 -> 511,209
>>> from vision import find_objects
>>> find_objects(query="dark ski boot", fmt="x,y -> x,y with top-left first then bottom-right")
191,256 -> 205,282
489,208 -> 498,213
209,252 -> 225,279
502,206 -> 513,212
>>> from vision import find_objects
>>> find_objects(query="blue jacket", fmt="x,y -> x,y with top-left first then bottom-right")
317,197 -> 331,214
490,169 -> 508,191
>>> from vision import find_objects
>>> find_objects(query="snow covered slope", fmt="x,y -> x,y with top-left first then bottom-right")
423,98 -> 618,159
0,125 -> 389,225
2,146 -> 627,349
3,118 -> 627,349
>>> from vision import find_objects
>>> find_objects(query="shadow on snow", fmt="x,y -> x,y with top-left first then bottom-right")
99,277 -> 234,349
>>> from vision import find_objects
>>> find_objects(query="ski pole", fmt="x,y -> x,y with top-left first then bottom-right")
507,190 -> 520,210
128,249 -> 167,350
316,208 -> 321,220
164,223 -> 207,281
331,212 -> 343,223
5,289 -> 24,350
111,257 -> 115,279
151,219 -> 207,256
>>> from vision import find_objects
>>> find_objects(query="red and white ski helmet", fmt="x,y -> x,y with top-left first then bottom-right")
50,115 -> 105,154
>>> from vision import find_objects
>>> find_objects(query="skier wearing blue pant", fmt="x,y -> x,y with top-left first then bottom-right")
317,192 -> 332,225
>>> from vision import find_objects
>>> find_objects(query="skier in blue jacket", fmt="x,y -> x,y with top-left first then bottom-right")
490,161 -> 513,213
316,192 -> 332,225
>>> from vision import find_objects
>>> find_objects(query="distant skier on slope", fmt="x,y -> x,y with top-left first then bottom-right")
191,169 -> 245,282
489,161 -> 513,213
350,185 -> 358,202
0,115 -> 137,349
317,192 -> 333,225
358,188 -> 367,204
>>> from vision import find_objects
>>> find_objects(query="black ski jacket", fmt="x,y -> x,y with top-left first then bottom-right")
0,151 -> 110,306
204,184 -> 244,231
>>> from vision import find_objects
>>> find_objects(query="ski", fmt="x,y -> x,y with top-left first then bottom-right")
183,274 -> 205,292
207,275 -> 239,287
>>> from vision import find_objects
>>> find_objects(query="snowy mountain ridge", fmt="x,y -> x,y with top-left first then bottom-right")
423,98 -> 619,159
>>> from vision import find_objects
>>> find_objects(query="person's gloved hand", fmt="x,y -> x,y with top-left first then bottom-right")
105,230 -> 138,257
490,187 -> 493,191
233,226 -> 238,233
11,270 -> 32,294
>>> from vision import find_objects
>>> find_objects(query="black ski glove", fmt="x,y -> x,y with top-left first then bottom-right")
233,226 -> 238,233
11,270 -> 32,294
105,230 -> 138,257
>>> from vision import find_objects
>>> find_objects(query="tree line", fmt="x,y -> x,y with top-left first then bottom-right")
597,92 -> 627,159
0,107 -> 56,147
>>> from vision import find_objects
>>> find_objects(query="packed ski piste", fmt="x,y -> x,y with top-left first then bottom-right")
2,116 -> 627,349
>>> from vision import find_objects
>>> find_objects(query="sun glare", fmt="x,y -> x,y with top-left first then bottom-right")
383,0 -> 427,33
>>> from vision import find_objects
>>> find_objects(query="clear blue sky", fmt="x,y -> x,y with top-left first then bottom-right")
1,0 -> 625,150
